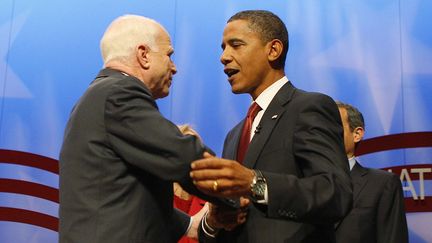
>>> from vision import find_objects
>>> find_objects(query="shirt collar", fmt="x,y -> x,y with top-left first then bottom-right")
348,156 -> 356,171
254,76 -> 289,111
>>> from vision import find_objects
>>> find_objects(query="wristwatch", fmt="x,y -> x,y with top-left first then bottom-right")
250,170 -> 266,202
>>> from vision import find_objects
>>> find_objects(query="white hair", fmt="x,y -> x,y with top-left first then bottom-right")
100,14 -> 164,64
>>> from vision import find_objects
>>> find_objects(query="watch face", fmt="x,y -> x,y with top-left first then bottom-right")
253,179 -> 266,199
256,182 -> 265,196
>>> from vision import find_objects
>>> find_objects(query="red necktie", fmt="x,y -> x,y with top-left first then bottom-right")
237,102 -> 262,163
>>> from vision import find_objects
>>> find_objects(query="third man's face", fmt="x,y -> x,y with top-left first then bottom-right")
339,107 -> 356,157
220,20 -> 271,98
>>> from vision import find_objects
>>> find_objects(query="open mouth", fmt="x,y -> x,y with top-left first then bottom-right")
224,68 -> 239,78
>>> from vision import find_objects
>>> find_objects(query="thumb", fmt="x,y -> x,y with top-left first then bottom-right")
203,152 -> 214,158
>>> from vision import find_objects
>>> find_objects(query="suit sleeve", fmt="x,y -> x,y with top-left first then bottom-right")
376,174 -> 408,243
170,208 -> 192,241
266,94 -> 353,223
103,80 -> 207,194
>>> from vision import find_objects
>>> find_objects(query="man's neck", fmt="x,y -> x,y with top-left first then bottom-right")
105,61 -> 143,81
251,70 -> 285,100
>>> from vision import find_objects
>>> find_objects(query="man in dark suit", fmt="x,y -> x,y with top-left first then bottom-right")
335,102 -> 408,243
59,15 -> 213,243
190,10 -> 352,242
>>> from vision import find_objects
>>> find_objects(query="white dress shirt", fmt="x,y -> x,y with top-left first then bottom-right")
348,156 -> 356,171
250,76 -> 289,141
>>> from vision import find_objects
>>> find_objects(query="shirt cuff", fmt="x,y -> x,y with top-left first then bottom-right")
201,211 -> 218,238
185,216 -> 193,235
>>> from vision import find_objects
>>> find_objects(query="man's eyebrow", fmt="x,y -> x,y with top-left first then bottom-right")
228,38 -> 245,45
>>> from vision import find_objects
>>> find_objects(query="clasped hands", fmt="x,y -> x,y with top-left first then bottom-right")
190,152 -> 256,231
190,152 -> 255,197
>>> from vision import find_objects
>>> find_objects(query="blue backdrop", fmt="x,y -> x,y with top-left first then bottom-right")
1,0 -> 431,242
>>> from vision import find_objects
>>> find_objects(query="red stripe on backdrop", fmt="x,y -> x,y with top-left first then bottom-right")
0,149 -> 58,174
0,179 -> 58,203
355,132 -> 432,156
0,207 -> 58,231
405,197 -> 432,213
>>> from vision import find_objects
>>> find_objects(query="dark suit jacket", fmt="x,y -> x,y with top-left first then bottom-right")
335,162 -> 408,243
59,68 -> 210,243
200,82 -> 352,243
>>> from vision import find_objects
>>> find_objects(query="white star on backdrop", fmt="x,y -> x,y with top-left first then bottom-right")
310,1 -> 432,133
0,11 -> 32,98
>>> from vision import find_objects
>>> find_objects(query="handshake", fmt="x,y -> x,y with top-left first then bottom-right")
186,152 -> 259,237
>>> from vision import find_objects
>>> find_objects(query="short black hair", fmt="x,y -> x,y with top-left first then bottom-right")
228,10 -> 289,69
336,101 -> 365,132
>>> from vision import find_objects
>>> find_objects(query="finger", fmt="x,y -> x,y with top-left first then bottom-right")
190,169 -> 225,181
237,211 -> 248,219
193,177 -> 250,198
239,197 -> 251,208
191,165 -> 247,182
193,180 -> 226,197
203,152 -> 214,158
191,158 -> 234,170
237,215 -> 247,224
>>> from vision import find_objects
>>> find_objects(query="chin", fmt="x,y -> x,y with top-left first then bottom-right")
232,89 -> 243,94
161,92 -> 169,98
231,85 -> 248,94
154,91 -> 169,99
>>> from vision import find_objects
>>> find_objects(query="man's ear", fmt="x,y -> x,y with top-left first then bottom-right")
353,127 -> 365,143
267,39 -> 283,62
137,44 -> 151,69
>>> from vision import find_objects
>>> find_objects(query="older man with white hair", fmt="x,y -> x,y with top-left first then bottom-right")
59,15 -> 212,243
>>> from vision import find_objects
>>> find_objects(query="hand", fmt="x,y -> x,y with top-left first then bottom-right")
173,182 -> 192,200
186,202 -> 209,240
190,153 -> 255,198
206,197 -> 250,231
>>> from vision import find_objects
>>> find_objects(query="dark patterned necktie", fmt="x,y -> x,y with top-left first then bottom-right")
237,102 -> 262,163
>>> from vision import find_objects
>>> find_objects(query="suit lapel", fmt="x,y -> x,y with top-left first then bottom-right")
223,123 -> 243,160
243,82 -> 296,169
351,162 -> 369,202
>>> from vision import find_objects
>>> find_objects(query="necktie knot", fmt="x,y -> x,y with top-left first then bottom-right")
247,102 -> 262,120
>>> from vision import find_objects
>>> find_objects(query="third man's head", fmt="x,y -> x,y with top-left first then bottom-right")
337,102 -> 365,158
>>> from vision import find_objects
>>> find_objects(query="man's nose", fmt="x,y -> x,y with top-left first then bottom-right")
220,49 -> 232,65
171,62 -> 177,74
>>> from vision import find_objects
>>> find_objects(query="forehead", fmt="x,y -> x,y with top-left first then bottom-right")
222,19 -> 257,39
155,28 -> 173,50
155,26 -> 171,43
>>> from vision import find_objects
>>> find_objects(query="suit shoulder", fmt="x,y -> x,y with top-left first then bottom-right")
366,167 -> 401,184
292,89 -> 337,109
289,89 -> 340,123
294,88 -> 334,100
367,167 -> 396,177
91,70 -> 151,95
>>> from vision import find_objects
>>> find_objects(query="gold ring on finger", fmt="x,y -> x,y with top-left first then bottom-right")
213,180 -> 218,192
